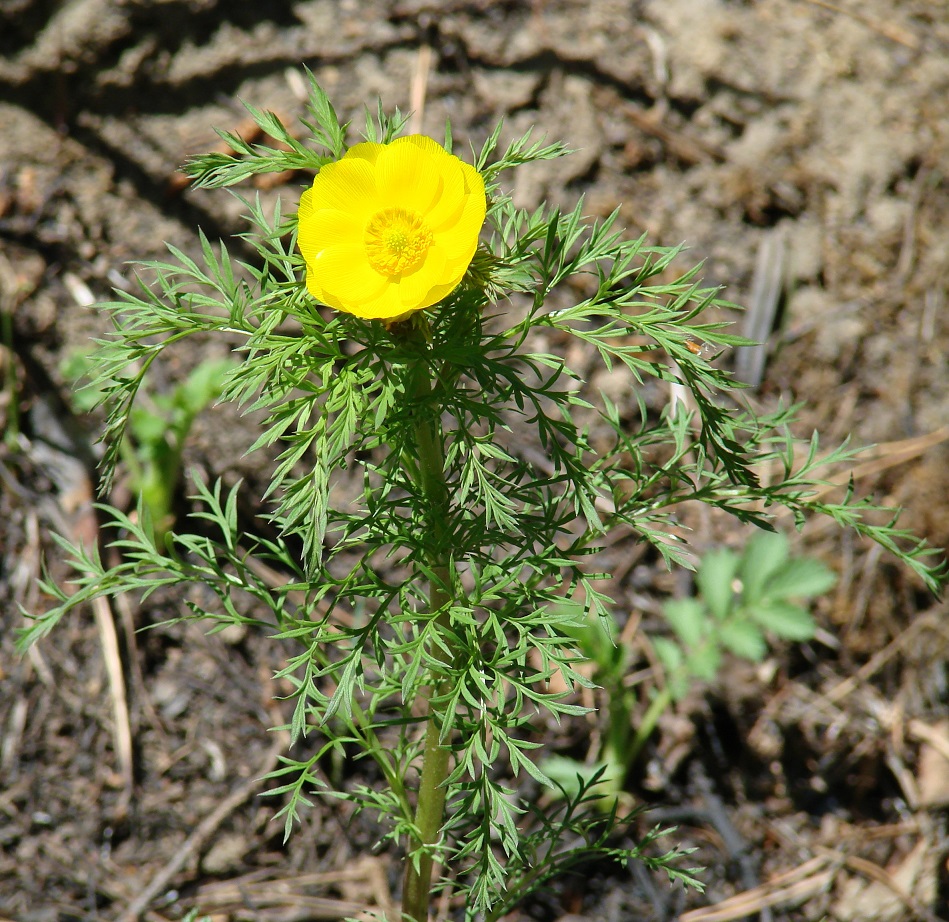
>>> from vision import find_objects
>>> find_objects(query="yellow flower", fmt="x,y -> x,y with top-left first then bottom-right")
297,135 -> 486,321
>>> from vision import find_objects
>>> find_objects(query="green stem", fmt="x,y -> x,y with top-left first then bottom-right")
626,685 -> 672,768
401,350 -> 458,922
401,581 -> 452,921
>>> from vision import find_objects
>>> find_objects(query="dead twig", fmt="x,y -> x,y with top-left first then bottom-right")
189,857 -> 390,919
114,738 -> 284,922
735,228 -> 787,387
827,845 -> 943,922
678,854 -> 839,922
623,102 -> 724,165
409,43 -> 433,136
92,594 -> 134,816
795,0 -> 919,49
819,608 -> 948,707
908,718 -> 949,764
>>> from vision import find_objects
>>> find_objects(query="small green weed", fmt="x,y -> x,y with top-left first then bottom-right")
544,530 -> 835,805
62,350 -> 235,542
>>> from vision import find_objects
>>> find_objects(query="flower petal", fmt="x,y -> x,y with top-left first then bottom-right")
310,244 -> 388,305
420,172 -> 469,230
428,161 -> 485,233
296,133 -> 485,320
308,156 -> 378,219
344,141 -> 384,166
298,208 -> 364,265
396,244 -> 448,307
375,137 -> 443,214
298,187 -> 315,222
437,205 -> 484,268
355,285 -> 415,320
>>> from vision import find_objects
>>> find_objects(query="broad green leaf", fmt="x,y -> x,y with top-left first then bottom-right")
761,557 -> 836,600
177,356 -> 235,416
750,600 -> 816,640
128,407 -> 168,445
663,597 -> 706,648
685,644 -> 721,682
738,530 -> 788,601
651,638 -> 691,701
718,619 -> 767,661
695,548 -> 739,621
652,635 -> 683,673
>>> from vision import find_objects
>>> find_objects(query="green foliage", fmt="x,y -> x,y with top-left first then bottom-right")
478,769 -> 703,920
19,78 -> 945,918
655,530 -> 836,700
180,911 -> 212,922
541,531 -> 836,807
541,599 -> 636,808
182,69 -> 341,188
61,349 -> 235,542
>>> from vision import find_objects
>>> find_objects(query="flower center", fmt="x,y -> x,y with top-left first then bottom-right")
364,208 -> 433,276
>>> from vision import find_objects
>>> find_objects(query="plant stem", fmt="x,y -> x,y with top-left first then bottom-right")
626,685 -> 672,768
401,350 -> 457,922
401,574 -> 452,922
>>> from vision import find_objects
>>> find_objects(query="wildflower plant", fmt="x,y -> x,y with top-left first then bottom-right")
543,531 -> 837,808
18,75 -> 945,921
61,349 -> 236,543
298,133 -> 486,320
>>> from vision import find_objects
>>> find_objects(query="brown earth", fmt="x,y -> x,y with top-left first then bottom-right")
2,1 -> 949,920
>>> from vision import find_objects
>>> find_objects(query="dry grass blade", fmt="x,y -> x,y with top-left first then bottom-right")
796,0 -> 920,48
409,43 -> 433,136
114,738 -> 284,922
734,227 -> 786,388
819,607 -> 948,706
192,857 -> 393,920
678,854 -> 838,922
92,594 -> 134,815
830,841 -> 942,922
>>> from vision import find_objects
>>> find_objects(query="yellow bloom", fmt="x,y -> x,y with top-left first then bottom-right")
297,135 -> 486,321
